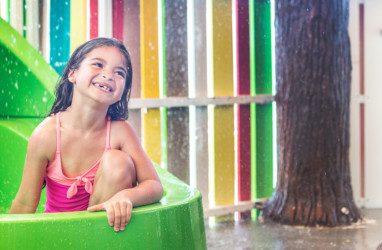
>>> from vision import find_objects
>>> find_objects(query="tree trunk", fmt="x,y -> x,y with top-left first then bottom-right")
263,0 -> 361,226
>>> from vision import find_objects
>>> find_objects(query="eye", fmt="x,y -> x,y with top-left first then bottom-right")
93,62 -> 103,68
116,70 -> 126,78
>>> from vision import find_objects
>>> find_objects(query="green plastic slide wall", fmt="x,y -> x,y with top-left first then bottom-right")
0,18 -> 206,249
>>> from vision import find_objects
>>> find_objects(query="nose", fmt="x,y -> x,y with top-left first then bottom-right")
102,69 -> 113,80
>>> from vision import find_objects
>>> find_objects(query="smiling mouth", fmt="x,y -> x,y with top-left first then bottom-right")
93,83 -> 112,92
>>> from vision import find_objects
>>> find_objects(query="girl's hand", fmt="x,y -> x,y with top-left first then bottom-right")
87,198 -> 133,232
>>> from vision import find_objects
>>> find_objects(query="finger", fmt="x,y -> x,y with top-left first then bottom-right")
120,201 -> 127,230
87,203 -> 105,212
113,202 -> 121,232
125,201 -> 132,226
107,205 -> 115,227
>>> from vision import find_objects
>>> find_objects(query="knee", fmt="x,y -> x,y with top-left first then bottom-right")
99,150 -> 136,185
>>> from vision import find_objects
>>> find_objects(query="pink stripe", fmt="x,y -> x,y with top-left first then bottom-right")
106,116 -> 111,150
56,112 -> 61,152
236,0 -> 251,219
112,0 -> 124,41
90,0 -> 98,39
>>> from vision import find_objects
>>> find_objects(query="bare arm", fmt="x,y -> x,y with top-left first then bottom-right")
119,122 -> 163,205
88,121 -> 163,230
10,121 -> 52,214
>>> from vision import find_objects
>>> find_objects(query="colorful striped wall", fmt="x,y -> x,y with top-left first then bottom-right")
0,0 -> 274,217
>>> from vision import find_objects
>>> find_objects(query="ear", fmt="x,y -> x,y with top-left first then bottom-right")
68,70 -> 76,83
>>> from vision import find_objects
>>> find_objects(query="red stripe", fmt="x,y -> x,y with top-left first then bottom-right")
237,0 -> 250,96
90,0 -> 98,39
238,106 -> 251,200
112,0 -> 124,41
359,4 -> 365,198
236,0 -> 251,218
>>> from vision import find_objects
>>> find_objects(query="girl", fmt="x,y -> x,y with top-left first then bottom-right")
10,38 -> 163,232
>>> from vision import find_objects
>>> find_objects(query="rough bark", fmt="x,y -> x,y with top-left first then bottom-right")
263,0 -> 361,226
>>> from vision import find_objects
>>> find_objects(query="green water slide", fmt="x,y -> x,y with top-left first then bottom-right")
0,18 -> 206,249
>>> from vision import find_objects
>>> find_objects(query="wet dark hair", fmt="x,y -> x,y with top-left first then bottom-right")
49,37 -> 132,120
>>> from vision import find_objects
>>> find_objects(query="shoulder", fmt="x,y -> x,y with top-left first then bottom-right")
110,120 -> 138,138
28,115 -> 57,160
110,120 -> 141,149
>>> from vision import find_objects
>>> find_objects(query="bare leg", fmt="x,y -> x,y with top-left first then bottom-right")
89,149 -> 136,206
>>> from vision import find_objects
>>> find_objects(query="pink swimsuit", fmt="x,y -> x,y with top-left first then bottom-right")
44,112 -> 111,213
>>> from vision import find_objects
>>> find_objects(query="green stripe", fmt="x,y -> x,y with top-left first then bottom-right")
7,0 -> 11,22
254,0 -> 273,198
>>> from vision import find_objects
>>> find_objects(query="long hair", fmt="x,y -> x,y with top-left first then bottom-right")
49,37 -> 133,120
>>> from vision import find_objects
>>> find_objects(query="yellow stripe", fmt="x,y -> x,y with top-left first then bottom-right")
213,0 -> 233,97
70,0 -> 87,53
140,0 -> 160,98
214,106 -> 235,205
142,109 -> 161,164
211,0 -> 235,207
140,0 -> 161,164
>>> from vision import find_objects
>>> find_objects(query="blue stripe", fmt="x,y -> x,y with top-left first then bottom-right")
50,0 -> 70,74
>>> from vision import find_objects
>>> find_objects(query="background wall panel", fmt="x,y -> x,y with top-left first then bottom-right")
189,0 -> 209,210
124,0 -> 142,139
140,0 -> 162,164
210,0 -> 235,210
70,0 -> 87,53
165,0 -> 189,183
50,0 -> 70,74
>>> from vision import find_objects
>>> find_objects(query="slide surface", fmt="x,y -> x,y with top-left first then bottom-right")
0,18 -> 206,249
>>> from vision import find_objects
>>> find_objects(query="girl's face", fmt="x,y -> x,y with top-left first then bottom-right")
69,46 -> 127,107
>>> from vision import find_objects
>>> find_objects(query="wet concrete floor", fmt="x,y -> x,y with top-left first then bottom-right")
205,209 -> 382,249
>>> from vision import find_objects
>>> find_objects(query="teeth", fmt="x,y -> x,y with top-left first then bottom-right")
94,83 -> 111,92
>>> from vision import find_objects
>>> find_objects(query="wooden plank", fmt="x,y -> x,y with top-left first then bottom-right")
10,0 -> 23,35
124,0 -> 141,140
0,0 -> 10,22
348,0 -> 361,206
210,0 -> 235,211
359,3 -> 365,200
140,0 -> 161,165
128,95 -> 274,109
25,0 -> 39,50
204,198 -> 267,218
50,0 -> 70,74
123,0 -> 141,99
364,0 -> 382,207
189,0 -> 209,210
164,0 -> 189,183
70,0 -> 87,53
98,0 -> 112,38
39,0 -> 49,60
89,0 -> 98,39
193,107 -> 209,209
112,0 -> 123,40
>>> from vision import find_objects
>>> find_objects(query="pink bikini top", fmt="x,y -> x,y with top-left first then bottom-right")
45,112 -> 111,199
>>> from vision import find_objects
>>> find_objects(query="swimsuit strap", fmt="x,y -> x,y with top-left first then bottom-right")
56,112 -> 61,153
106,116 -> 111,150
